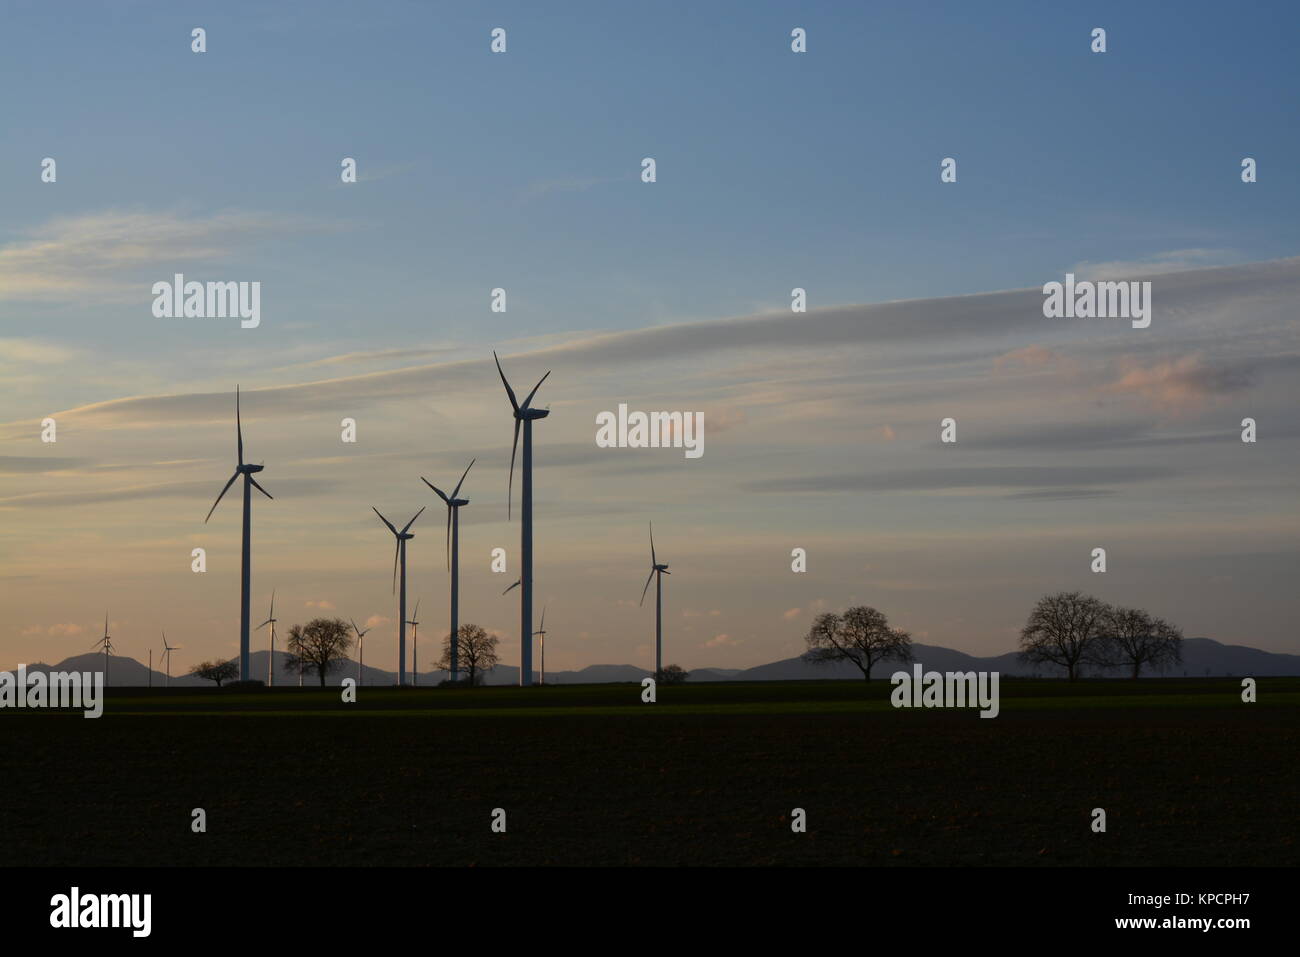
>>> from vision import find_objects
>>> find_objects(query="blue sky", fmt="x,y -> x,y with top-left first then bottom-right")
1,1 -> 1297,674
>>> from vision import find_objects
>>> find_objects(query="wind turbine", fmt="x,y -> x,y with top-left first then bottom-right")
534,604 -> 548,686
494,350 -> 550,687
160,630 -> 176,687
257,590 -> 277,686
408,598 -> 421,686
350,619 -> 372,685
91,613 -> 114,684
373,505 -> 425,686
639,523 -> 671,677
204,385 -> 273,683
422,458 -> 474,683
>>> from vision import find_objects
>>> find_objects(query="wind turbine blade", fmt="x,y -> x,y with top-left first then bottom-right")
350,618 -> 360,635
539,605 -> 546,631
445,507 -> 452,571
249,475 -> 273,500
400,506 -> 425,535
493,351 -> 519,411
236,385 -> 244,466
205,472 -> 239,523
412,598 -> 421,620
104,613 -> 109,638
451,458 -> 475,499
257,619 -> 271,630
392,541 -> 400,594
269,589 -> 275,619
639,569 -> 655,606
521,371 -> 551,410
372,507 -> 398,535
502,579 -> 520,596
507,417 -> 520,520
422,477 -> 451,504
649,522 -> 656,566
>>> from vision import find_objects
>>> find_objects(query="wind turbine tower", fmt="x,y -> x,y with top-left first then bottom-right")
493,351 -> 550,687
373,506 -> 425,686
350,619 -> 372,685
535,604 -> 548,685
161,630 -> 176,687
639,523 -> 671,677
408,599 -> 421,686
257,590 -> 278,686
92,613 -> 114,684
204,386 -> 273,682
422,459 -> 474,683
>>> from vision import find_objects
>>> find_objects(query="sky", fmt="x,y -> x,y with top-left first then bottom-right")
1,1 -> 1298,676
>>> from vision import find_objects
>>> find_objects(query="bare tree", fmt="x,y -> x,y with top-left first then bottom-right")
802,606 -> 913,680
284,618 -> 353,687
436,624 -> 498,687
1018,592 -> 1109,681
190,659 -> 239,687
1101,605 -> 1183,679
657,664 -> 689,685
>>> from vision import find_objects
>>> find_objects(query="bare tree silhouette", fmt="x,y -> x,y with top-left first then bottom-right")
437,624 -> 499,687
1018,592 -> 1109,681
802,606 -> 913,680
1101,605 -> 1183,678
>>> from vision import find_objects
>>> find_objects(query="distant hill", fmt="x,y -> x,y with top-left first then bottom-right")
718,638 -> 1300,681
14,637 -> 1298,686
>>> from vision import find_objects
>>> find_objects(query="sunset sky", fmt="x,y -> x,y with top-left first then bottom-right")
2,1 -> 1298,675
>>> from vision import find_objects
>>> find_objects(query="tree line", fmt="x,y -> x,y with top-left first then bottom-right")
802,591 -> 1183,681
190,617 -> 503,687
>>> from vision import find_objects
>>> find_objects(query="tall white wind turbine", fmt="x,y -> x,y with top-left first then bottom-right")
408,598 -> 421,686
373,506 -> 425,686
639,523 -> 671,677
256,590 -> 278,686
422,458 -> 474,684
350,619 -> 372,685
204,386 -> 273,682
494,351 -> 550,687
91,613 -> 114,684
534,604 -> 548,686
160,630 -> 176,687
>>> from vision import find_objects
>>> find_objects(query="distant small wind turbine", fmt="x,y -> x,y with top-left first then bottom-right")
422,458 -> 474,684
408,598 -> 421,686
91,613 -> 114,684
535,604 -> 548,686
350,619 -> 372,685
494,350 -> 550,687
373,505 -> 425,686
256,590 -> 278,686
205,385 -> 273,683
160,630 -> 176,687
639,523 -> 671,677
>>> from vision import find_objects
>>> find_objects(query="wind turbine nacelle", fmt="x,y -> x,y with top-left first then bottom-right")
241,463 -> 265,474
451,498 -> 470,507
520,408 -> 550,421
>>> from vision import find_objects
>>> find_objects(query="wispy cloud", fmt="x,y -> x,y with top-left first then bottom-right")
746,465 -> 1178,495
1101,354 -> 1253,413
1070,249 -> 1238,281
0,209 -> 320,303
